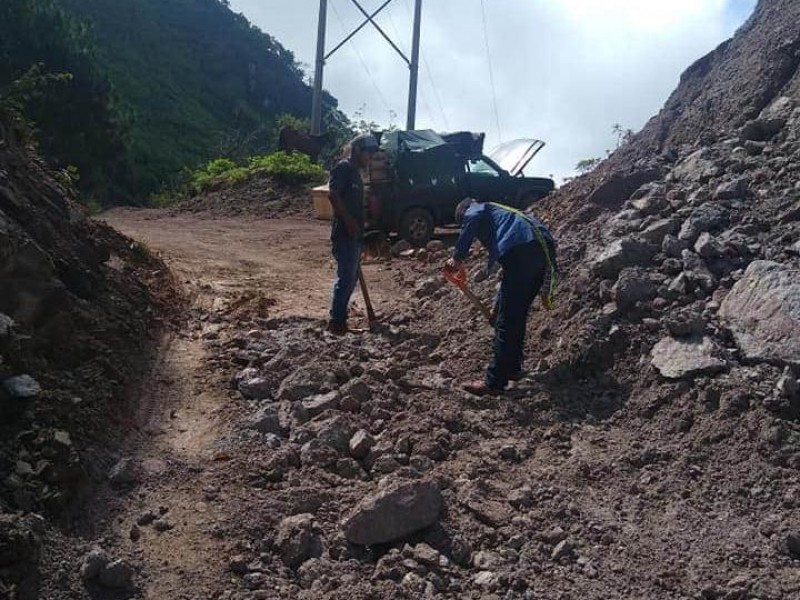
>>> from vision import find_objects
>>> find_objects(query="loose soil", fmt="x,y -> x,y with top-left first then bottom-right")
62,205 -> 798,600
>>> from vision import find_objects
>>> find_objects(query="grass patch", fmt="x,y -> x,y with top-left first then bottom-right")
188,151 -> 326,194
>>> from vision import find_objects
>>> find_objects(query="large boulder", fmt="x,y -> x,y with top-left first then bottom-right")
651,336 -> 727,379
587,168 -> 662,206
342,479 -> 442,546
275,514 -> 320,568
719,261 -> 800,366
592,237 -> 657,279
678,202 -> 729,243
613,268 -> 657,309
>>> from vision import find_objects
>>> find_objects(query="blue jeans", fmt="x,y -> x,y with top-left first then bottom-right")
486,242 -> 547,390
330,234 -> 362,324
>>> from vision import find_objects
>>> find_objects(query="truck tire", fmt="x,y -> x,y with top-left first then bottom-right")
399,208 -> 434,247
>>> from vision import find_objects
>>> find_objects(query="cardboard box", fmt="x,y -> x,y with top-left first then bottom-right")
312,184 -> 333,220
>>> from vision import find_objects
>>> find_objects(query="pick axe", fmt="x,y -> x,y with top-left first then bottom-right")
443,265 -> 494,325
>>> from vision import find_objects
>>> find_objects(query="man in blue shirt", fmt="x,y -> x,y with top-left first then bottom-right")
445,198 -> 557,394
327,134 -> 379,335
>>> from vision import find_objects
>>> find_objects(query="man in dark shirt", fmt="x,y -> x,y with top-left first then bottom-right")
445,198 -> 558,394
327,133 -> 379,334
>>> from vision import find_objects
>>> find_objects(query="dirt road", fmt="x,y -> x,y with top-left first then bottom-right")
101,209 -> 395,320
90,209 -> 399,599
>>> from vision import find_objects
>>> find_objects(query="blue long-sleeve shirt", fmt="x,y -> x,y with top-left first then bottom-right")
453,202 -> 554,269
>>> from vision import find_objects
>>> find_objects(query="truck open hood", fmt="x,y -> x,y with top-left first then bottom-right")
488,139 -> 546,177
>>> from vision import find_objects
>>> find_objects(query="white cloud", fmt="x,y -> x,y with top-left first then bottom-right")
230,0 -> 755,181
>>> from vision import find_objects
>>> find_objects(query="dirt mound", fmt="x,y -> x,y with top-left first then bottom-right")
0,113 -> 179,597
154,1 -> 800,596
173,173 -> 316,219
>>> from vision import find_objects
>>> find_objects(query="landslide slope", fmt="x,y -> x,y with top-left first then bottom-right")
0,112 -> 178,599
165,2 -> 800,599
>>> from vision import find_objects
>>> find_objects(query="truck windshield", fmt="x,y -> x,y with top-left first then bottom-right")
468,158 -> 500,177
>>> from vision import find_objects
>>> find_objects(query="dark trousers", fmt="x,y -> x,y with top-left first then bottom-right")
330,233 -> 362,325
486,242 -> 547,390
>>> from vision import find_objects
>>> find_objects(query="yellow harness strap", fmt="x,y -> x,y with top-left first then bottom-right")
489,202 -> 558,310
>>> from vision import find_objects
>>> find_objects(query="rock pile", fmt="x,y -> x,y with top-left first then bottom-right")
0,110 -> 177,597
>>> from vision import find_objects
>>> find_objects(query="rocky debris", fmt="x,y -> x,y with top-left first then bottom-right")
720,261 -> 800,366
593,237 -> 657,279
665,309 -> 706,338
342,479 -> 442,545
247,406 -> 283,435
651,336 -> 727,379
340,378 -> 372,403
80,549 -> 133,589
108,457 -> 138,485
662,234 -> 689,258
136,510 -> 158,526
2,374 -> 41,399
776,367 -> 798,399
785,532 -> 800,559
302,391 -> 340,418
80,548 -> 110,581
671,149 -> 716,182
586,167 -> 662,206
613,267 -> 657,309
275,513 -> 320,568
740,117 -> 786,142
641,218 -> 678,244
99,559 -> 135,589
713,176 -> 750,200
551,539 -> 575,562
152,516 -> 174,532
694,232 -> 724,258
348,429 -> 375,459
415,277 -> 443,298
628,182 -> 667,215
508,486 -> 534,509
278,367 -> 336,401
678,202 -> 729,243
391,239 -> 413,257
236,367 -> 272,400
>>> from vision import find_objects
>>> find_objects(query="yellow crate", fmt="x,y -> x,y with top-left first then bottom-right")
312,184 -> 333,220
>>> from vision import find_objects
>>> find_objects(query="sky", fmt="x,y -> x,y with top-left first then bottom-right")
230,0 -> 757,182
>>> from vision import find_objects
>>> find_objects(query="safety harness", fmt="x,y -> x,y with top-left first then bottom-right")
489,202 -> 559,310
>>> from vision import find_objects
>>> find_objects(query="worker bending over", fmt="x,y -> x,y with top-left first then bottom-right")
445,198 -> 557,394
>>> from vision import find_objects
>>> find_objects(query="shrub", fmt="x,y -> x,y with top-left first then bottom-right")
249,151 -> 325,185
191,157 -> 240,192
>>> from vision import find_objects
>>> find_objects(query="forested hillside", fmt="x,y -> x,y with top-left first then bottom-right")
0,0 -> 342,204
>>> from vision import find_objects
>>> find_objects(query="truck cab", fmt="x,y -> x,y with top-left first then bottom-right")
364,131 -> 555,246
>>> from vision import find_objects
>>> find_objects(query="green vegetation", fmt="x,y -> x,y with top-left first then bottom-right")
1,0 -> 349,205
0,0 -> 136,202
249,152 -> 326,185
190,151 -> 326,194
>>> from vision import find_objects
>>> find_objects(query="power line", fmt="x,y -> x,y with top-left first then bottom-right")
384,2 -> 440,129
422,55 -> 450,130
479,0 -> 503,142
329,0 -> 394,115
395,0 -> 449,129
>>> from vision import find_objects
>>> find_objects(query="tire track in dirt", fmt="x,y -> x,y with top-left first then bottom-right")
90,209 -> 399,599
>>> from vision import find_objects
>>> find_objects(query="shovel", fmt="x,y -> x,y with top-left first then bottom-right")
443,265 -> 494,325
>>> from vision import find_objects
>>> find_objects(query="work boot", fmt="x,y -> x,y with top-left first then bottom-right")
326,320 -> 348,336
463,379 -> 503,396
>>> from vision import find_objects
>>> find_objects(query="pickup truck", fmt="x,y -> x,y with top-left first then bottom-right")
363,130 -> 555,246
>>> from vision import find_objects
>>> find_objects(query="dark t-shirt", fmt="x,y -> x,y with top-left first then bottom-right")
329,159 -> 364,240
